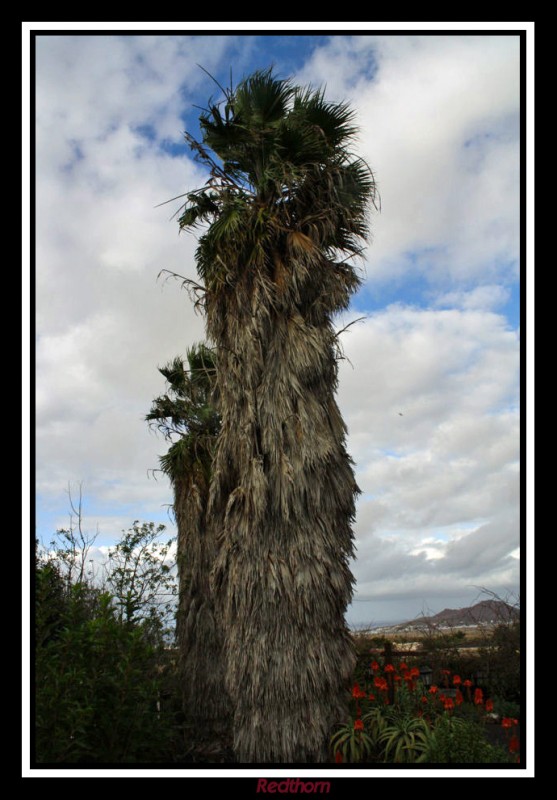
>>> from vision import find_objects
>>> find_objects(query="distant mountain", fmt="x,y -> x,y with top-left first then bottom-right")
394,600 -> 519,630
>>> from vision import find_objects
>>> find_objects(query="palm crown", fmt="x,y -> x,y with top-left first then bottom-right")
179,68 -> 376,289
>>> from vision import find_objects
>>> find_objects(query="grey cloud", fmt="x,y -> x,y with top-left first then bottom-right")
35,34 -> 521,624
301,35 -> 519,290
442,514 -> 519,577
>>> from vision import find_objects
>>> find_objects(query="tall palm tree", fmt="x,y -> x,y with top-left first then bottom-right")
178,69 -> 377,762
147,344 -> 230,735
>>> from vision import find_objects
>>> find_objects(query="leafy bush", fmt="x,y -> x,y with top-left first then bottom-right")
423,716 -> 509,764
34,523 -> 180,764
104,521 -> 177,641
492,696 -> 521,720
479,621 -> 521,702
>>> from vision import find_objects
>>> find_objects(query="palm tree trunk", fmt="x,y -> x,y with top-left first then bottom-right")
174,473 -> 231,737
148,347 -> 232,743
209,259 -> 359,763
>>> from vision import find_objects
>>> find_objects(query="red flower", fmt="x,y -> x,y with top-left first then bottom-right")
399,662 -> 408,671
368,693 -> 376,701
463,679 -> 473,688
410,667 -> 420,678
485,699 -> 494,713
452,675 -> 462,685
444,697 -> 454,711
441,669 -> 451,675
455,689 -> 464,706
474,688 -> 484,705
335,750 -> 343,763
429,685 -> 438,694
374,677 -> 388,691
394,675 -> 402,682
509,735 -> 520,754
421,695 -> 428,704
370,660 -> 380,672
501,717 -> 513,729
384,663 -> 395,673
351,682 -> 366,699
354,719 -> 364,731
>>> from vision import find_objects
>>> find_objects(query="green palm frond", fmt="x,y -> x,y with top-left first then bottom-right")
291,88 -> 358,151
147,343 -> 219,451
180,68 -> 378,281
233,68 -> 294,127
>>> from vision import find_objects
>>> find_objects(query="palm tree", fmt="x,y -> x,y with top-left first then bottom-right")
147,344 -> 230,736
178,69 -> 377,762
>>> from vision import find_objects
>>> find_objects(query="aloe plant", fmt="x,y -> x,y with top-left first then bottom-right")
330,720 -> 376,763
376,715 -> 431,763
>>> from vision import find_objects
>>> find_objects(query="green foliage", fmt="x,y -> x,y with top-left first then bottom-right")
104,521 -> 177,640
479,621 -> 521,702
178,67 -> 376,289
35,552 -> 67,648
146,344 -> 219,449
338,703 -> 437,764
376,715 -> 431,763
35,522 -> 180,763
147,343 -> 219,496
491,696 -> 521,720
333,656 -> 519,764
330,721 -> 375,763
423,716 -> 510,764
147,343 -> 231,733
339,701 -> 513,765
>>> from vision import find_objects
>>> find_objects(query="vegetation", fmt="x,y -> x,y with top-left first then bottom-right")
35,522 -> 179,763
147,344 -> 231,737
34,510 -> 520,764
331,659 -> 520,764
172,66 -> 377,763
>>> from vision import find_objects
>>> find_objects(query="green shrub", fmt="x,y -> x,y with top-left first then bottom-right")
479,622 -> 521,702
35,585 -> 177,763
34,524 -> 180,764
423,716 -> 510,764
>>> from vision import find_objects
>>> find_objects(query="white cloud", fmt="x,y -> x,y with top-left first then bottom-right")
335,303 -> 519,621
434,284 -> 511,311
34,34 -> 521,624
300,35 -> 520,291
36,35 -> 232,156
35,36 -> 218,528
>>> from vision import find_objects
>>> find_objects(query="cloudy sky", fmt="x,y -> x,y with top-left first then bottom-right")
33,27 -> 523,626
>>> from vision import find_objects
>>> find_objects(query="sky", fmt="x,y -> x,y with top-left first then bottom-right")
33,27 -> 524,628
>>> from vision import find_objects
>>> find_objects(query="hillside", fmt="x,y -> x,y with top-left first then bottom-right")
393,599 -> 519,631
